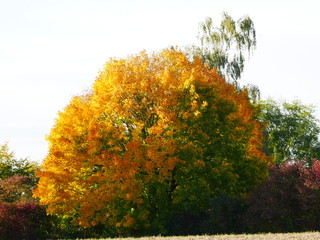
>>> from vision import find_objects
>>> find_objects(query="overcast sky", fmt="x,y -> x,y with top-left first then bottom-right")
1,0 -> 320,163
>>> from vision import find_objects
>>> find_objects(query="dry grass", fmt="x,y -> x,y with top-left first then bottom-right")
79,232 -> 320,240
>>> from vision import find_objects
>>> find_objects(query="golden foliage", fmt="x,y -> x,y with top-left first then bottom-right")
34,50 -> 269,230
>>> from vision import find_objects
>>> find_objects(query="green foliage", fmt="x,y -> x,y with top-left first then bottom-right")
167,194 -> 247,235
186,12 -> 256,86
259,100 -> 320,163
199,195 -> 247,234
47,216 -> 116,239
0,143 -> 38,180
167,160 -> 320,235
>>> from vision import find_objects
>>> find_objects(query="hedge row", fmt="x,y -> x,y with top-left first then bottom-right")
2,160 -> 320,239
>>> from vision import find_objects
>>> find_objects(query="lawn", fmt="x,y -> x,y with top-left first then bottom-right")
79,232 -> 320,240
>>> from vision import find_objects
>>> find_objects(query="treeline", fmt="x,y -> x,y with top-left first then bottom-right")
2,145 -> 320,239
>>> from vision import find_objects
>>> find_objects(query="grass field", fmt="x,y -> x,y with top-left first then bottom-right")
78,232 -> 320,240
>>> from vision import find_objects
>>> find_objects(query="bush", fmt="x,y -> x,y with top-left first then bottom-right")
48,216 -> 119,239
0,202 -> 51,240
0,174 -> 53,239
165,195 -> 248,236
200,195 -> 248,234
166,210 -> 207,236
246,159 -> 320,233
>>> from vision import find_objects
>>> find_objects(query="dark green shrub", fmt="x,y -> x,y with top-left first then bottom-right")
200,195 -> 248,234
166,210 -> 207,236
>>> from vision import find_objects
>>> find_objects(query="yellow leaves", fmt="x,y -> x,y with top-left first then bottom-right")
148,125 -> 164,135
191,99 -> 199,110
52,150 -> 64,158
182,110 -> 201,119
201,100 -> 208,108
34,49 -> 268,231
194,110 -> 201,117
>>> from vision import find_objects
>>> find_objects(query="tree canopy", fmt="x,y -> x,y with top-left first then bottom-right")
0,143 -> 37,181
259,99 -> 320,163
34,50 -> 269,234
186,12 -> 256,87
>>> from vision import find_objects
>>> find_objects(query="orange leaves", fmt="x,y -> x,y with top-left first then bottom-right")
34,49 -> 269,231
123,216 -> 135,227
182,111 -> 192,119
116,215 -> 135,227
147,125 -> 164,135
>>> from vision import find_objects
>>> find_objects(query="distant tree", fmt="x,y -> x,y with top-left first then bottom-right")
34,50 -> 269,235
259,100 -> 320,163
0,143 -> 37,180
186,12 -> 256,88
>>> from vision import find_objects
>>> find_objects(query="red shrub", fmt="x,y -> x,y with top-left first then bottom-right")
0,175 -> 35,203
0,201 -> 50,240
246,159 -> 320,232
0,175 -> 51,239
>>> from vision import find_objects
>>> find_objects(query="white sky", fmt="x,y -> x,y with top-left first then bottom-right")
1,0 -> 320,163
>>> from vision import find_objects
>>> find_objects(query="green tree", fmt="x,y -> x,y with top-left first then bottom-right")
0,143 -> 37,180
34,50 -> 269,235
259,99 -> 320,163
186,12 -> 256,87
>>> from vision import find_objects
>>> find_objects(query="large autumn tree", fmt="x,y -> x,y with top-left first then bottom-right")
34,50 -> 269,234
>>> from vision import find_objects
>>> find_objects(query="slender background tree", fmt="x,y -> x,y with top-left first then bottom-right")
186,12 -> 256,87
